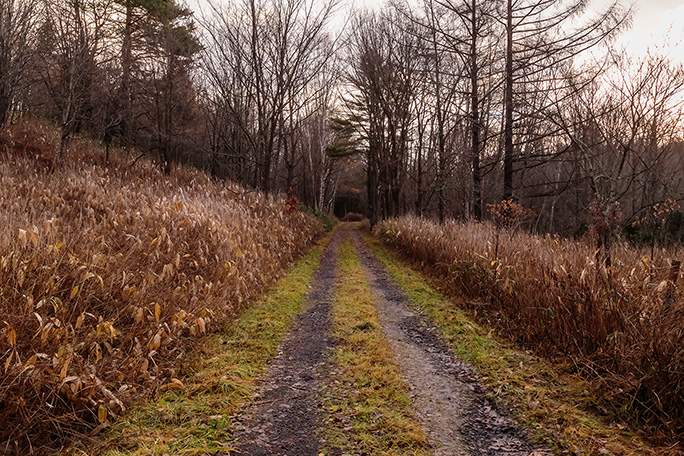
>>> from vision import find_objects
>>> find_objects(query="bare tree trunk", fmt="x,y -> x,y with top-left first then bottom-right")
416,117 -> 424,216
368,148 -> 379,226
503,0 -> 514,200
470,0 -> 482,219
121,0 -> 133,150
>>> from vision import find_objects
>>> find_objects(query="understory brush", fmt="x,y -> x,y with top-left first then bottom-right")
0,121 -> 323,453
377,216 -> 684,444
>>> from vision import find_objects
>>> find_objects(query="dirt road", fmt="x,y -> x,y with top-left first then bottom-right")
230,224 -> 548,456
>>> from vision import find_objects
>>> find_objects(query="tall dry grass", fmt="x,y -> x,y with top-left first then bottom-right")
0,121 -> 323,453
377,216 -> 684,441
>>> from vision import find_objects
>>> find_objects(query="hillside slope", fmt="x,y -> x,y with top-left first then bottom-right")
0,122 -> 324,454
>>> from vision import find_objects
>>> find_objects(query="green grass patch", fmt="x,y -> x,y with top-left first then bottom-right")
93,233 -> 334,456
362,231 -> 657,456
319,240 -> 430,456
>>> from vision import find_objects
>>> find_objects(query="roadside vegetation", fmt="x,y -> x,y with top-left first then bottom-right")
0,121 -> 324,453
95,235 -> 331,455
320,240 -> 430,455
372,216 -> 684,449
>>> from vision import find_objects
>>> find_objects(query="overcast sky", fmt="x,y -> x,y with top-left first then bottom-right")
187,0 -> 684,61
621,0 -> 684,59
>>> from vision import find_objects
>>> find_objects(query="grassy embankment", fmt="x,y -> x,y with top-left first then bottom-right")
96,233 -> 333,455
0,120 -> 324,453
319,240 -> 430,456
365,221 -> 676,455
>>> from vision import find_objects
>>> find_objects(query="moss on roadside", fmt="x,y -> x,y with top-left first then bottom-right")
319,240 -> 430,456
362,230 -> 659,456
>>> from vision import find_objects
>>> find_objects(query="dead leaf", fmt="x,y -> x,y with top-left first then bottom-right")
97,404 -> 108,423
24,354 -> 37,368
4,351 -> 13,374
160,378 -> 184,391
6,324 -> 16,346
75,313 -> 86,330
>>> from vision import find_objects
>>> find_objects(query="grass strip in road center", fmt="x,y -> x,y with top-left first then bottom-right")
92,233 -> 333,456
361,230 -> 658,456
319,240 -> 430,456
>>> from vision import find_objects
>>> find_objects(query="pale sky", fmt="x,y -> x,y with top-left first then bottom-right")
188,0 -> 684,62
611,0 -> 684,60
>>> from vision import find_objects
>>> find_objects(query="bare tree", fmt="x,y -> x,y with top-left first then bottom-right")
541,50 -> 684,263
345,9 -> 421,224
0,0 -> 40,128
420,0 -> 499,220
200,0 -> 339,193
500,0 -> 630,200
37,0 -> 112,165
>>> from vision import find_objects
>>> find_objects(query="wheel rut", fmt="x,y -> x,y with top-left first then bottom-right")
349,228 -> 550,456
228,229 -> 342,456
227,224 -> 550,456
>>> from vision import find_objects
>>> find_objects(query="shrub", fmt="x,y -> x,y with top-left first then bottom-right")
0,132 -> 323,452
377,216 -> 684,440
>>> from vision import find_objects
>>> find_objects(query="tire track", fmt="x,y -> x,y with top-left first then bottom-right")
229,229 -> 342,456
350,228 -> 549,456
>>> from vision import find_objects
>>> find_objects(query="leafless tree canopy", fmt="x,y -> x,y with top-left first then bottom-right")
5,0 -> 684,239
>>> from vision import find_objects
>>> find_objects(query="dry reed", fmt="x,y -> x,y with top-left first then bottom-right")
377,215 -> 684,441
0,121 -> 323,454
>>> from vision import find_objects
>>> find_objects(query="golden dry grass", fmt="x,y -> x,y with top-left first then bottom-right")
0,121 -> 324,453
376,216 -> 684,443
96,233 -> 332,456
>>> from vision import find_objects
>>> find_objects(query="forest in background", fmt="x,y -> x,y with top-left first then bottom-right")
5,0 -> 684,449
1,0 -> 684,238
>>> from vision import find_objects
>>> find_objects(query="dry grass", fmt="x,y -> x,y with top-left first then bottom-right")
376,216 -> 684,444
0,121 -> 323,454
96,233 -> 331,456
363,231 -> 659,455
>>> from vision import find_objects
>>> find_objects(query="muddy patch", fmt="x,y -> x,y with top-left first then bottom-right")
228,230 -> 342,456
350,230 -> 549,456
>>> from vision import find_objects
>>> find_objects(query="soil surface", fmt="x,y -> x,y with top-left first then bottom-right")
228,229 -> 342,456
349,229 -> 550,456
228,225 -> 550,455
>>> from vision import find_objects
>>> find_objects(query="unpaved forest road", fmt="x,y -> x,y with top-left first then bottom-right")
229,224 -> 550,456
228,229 -> 341,455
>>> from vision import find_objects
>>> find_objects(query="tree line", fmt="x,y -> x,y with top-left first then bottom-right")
3,0 -> 684,237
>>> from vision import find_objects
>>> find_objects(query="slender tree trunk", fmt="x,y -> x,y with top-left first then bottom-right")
503,0 -> 514,200
416,120 -> 424,216
368,147 -> 378,226
434,38 -> 446,224
121,0 -> 133,150
470,0 -> 482,219
57,126 -> 69,167
438,124 -> 446,224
